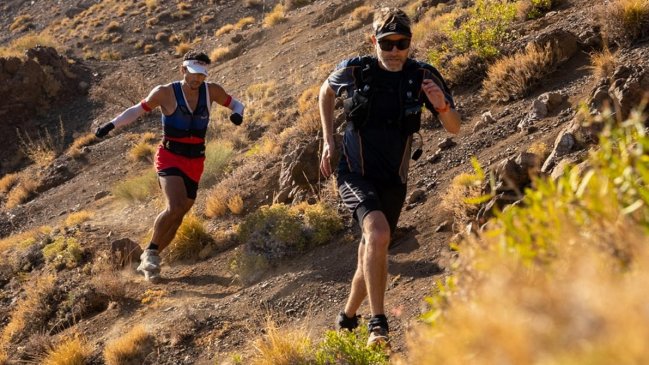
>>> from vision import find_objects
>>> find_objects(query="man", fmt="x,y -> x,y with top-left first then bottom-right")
95,50 -> 245,282
318,8 -> 460,346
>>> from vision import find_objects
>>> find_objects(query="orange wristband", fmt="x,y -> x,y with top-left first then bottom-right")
435,101 -> 450,114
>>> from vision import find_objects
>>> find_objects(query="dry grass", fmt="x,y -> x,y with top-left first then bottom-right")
17,119 -> 65,167
245,81 -> 277,101
263,4 -> 287,28
0,173 -> 19,196
177,2 -> 191,11
482,44 -> 555,102
243,0 -> 262,8
227,195 -> 244,215
112,170 -> 159,202
145,0 -> 158,12
590,48 -> 617,81
99,48 -> 122,60
600,0 -> 649,44
215,24 -> 235,37
1,274 -> 56,345
90,255 -> 127,301
0,226 -> 51,255
64,210 -> 94,227
9,15 -> 32,32
205,186 -> 229,218
128,141 -> 156,162
526,141 -> 550,161
104,325 -> 154,365
296,86 -> 321,134
0,32 -> 59,58
201,140 -> 234,188
5,177 -> 40,209
250,318 -> 313,365
235,16 -> 255,29
175,41 -> 192,56
67,133 -> 97,158
41,336 -> 91,365
105,21 -> 121,32
163,213 -> 212,263
284,0 -> 313,10
201,14 -> 214,24
441,171 -> 484,226
209,46 -> 237,62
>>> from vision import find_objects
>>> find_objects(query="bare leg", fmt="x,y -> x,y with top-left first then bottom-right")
362,211 -> 391,316
344,239 -> 368,318
150,176 -> 194,251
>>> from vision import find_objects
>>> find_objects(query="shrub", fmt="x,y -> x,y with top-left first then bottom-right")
90,256 -> 127,301
200,140 -> 234,188
518,0 -> 558,19
0,173 -> 19,196
229,249 -> 270,284
42,236 -> 83,269
441,158 -> 488,225
0,226 -> 51,255
128,141 -> 156,162
227,195 -> 244,215
67,133 -> 97,158
250,319 -> 314,365
401,108 -> 649,364
162,214 -> 212,263
235,16 -> 255,29
112,170 -> 159,202
209,46 -> 237,62
263,4 -> 287,28
482,44 -> 555,102
9,15 -> 32,32
315,327 -> 389,365
17,119 -> 66,167
106,21 -> 121,32
589,48 -> 617,82
284,0 -> 313,10
600,0 -> 649,44
99,48 -> 122,60
104,326 -> 154,365
215,24 -> 235,37
243,0 -> 262,8
296,86 -> 321,134
0,32 -> 59,58
295,202 -> 343,245
5,178 -> 40,209
1,274 -> 56,344
175,41 -> 192,56
245,81 -> 277,101
145,0 -> 158,12
64,210 -> 94,227
205,186 -> 229,218
41,336 -> 91,365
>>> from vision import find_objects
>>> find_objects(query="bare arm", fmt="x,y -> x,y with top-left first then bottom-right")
421,79 -> 461,134
319,80 -> 337,178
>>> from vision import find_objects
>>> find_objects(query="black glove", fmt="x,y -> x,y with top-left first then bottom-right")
95,122 -> 115,138
229,113 -> 243,126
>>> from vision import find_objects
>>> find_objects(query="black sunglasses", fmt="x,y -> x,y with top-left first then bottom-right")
378,38 -> 411,51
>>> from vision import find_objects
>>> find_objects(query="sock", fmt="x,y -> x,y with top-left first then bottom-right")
147,243 -> 159,251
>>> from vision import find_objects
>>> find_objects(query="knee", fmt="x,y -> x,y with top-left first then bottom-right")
364,225 -> 390,250
167,200 -> 192,218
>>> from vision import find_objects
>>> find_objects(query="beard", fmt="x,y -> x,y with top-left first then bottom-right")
378,54 -> 407,72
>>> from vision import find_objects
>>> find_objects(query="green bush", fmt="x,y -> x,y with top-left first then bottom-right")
200,141 -> 234,188
112,170 -> 158,202
315,326 -> 389,365
42,236 -> 83,269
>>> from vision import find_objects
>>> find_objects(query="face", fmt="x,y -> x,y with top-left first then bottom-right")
182,67 -> 207,90
373,34 -> 410,72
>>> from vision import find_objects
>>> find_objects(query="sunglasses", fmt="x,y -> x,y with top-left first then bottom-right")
377,38 -> 411,51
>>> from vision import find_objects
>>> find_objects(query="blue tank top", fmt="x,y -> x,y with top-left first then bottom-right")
162,82 -> 210,140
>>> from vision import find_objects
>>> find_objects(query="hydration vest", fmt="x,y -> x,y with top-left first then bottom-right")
342,57 -> 425,136
162,82 -> 210,140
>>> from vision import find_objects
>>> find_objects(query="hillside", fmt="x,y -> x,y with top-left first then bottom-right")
1,0 -> 648,363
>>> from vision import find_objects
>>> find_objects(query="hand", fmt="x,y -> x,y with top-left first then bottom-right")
229,113 -> 243,125
422,79 -> 449,112
95,122 -> 115,138
320,139 -> 334,178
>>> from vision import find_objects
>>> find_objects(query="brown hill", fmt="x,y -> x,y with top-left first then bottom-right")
0,0 -> 647,363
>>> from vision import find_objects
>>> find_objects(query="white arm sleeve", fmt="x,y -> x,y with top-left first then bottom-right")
110,103 -> 148,128
228,98 -> 244,115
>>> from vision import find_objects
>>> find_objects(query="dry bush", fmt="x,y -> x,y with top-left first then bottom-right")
201,14 -> 214,24
100,48 -> 122,60
201,140 -> 234,188
104,326 -> 154,365
209,46 -> 240,62
143,44 -> 155,54
229,250 -> 269,284
0,173 -> 19,196
296,86 -> 321,134
128,141 -> 156,162
215,24 -> 235,37
145,0 -> 158,12
249,318 -> 314,364
444,51 -> 488,87
590,48 -> 617,82
263,4 -> 287,28
163,213 -> 212,263
482,44 -> 555,102
172,10 -> 192,19
9,15 -> 32,32
526,141 -> 550,161
112,170 -> 159,202
1,274 -> 56,344
0,225 -> 51,255
155,31 -> 169,42
599,0 -> 649,44
41,336 -> 91,365
441,172 -> 484,226
6,177 -> 40,209
17,119 -> 65,167
517,0 -> 560,19
0,32 -> 59,58
64,210 -> 94,227
227,195 -> 244,215
243,0 -> 262,8
246,136 -> 281,158
90,255 -> 127,301
177,2 -> 191,11
205,186 -> 229,218
245,81 -> 277,101
175,41 -> 192,56
105,21 -> 121,32
235,16 -> 255,29
67,133 -> 97,158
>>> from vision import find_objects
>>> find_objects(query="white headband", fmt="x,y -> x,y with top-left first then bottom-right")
182,60 -> 208,76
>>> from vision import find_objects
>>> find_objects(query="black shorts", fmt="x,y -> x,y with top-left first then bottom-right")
337,172 -> 407,235
157,167 -> 199,199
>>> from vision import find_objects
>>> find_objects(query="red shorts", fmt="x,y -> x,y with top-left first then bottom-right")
155,144 -> 205,183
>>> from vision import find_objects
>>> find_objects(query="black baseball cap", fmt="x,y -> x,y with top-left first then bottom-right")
374,16 -> 412,39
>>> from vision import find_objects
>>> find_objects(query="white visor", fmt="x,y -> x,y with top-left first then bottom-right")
183,60 -> 209,76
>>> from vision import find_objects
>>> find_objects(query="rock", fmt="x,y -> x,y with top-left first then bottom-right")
474,111 -> 496,132
608,65 -> 649,119
542,131 -> 576,172
407,189 -> 425,204
438,137 -> 456,150
538,91 -> 566,112
110,238 -> 143,269
427,149 -> 442,164
435,220 -> 451,232
528,29 -> 579,63
94,191 -> 110,200
495,157 -> 527,191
